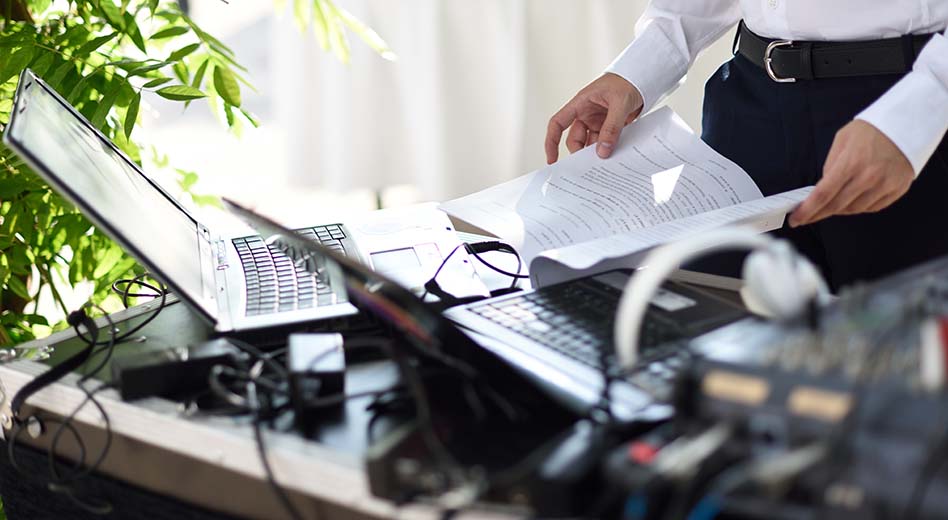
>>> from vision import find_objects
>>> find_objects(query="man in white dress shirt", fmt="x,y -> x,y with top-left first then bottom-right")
545,1 -> 948,290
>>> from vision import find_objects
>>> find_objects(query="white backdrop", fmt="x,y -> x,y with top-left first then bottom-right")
270,1 -> 735,201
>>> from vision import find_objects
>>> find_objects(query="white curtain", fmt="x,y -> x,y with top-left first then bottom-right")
270,1 -> 734,200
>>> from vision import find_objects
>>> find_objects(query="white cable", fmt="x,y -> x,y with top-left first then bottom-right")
614,227 -> 774,369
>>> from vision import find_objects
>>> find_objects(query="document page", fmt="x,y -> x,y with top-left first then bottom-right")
528,187 -> 813,287
440,107 -> 763,261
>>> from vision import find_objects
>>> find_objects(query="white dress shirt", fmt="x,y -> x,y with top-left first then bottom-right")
606,0 -> 948,175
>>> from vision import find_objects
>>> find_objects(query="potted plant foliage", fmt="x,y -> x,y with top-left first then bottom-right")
0,0 -> 392,345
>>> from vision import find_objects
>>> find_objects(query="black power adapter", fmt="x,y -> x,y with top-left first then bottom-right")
110,338 -> 242,401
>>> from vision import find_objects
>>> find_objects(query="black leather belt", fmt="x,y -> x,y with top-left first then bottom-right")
735,20 -> 935,83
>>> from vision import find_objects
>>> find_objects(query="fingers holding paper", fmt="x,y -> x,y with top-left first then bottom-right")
789,120 -> 915,227
545,73 -> 644,164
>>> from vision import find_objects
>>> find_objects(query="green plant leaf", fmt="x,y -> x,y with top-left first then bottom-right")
47,61 -> 74,88
212,66 -> 241,106
336,7 -> 396,61
90,81 -> 122,129
191,57 -> 209,89
310,0 -> 331,51
107,58 -> 145,70
67,69 -> 101,103
150,25 -> 188,40
27,0 -> 52,15
127,61 -> 169,76
320,3 -> 351,63
224,103 -> 235,126
46,225 -> 68,252
97,1 -> 125,32
155,85 -> 206,101
0,47 -> 35,85
30,52 -> 55,77
167,43 -> 200,62
142,76 -> 172,88
123,12 -> 148,53
190,194 -> 222,208
293,0 -> 309,31
92,245 -> 124,278
21,313 -> 49,326
7,275 -> 30,300
177,169 -> 198,190
239,107 -> 260,128
124,91 -> 140,139
75,33 -> 117,57
0,32 -> 32,49
172,61 -> 189,83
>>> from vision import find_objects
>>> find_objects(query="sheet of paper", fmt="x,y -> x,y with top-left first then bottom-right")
528,187 -> 813,287
440,107 -> 763,261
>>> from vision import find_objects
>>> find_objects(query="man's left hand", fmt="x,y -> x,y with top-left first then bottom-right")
789,120 -> 914,227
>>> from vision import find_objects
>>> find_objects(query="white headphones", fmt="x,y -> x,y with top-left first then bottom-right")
613,226 -> 830,368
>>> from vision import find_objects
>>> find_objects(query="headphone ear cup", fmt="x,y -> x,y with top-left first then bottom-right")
791,252 -> 831,304
742,242 -> 828,320
742,247 -> 789,318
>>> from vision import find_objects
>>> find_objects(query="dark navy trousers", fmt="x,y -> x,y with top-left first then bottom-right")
699,53 -> 948,292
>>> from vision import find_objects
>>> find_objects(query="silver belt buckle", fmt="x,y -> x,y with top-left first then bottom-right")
765,40 -> 796,83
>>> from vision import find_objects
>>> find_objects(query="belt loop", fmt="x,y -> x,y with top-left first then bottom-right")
798,42 -> 814,80
732,20 -> 744,56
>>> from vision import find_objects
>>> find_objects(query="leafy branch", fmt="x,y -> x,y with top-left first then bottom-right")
0,0 -> 395,347
0,0 -> 257,344
286,0 -> 396,63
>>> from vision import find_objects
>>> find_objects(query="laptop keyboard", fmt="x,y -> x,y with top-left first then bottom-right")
468,277 -> 692,396
233,224 -> 349,316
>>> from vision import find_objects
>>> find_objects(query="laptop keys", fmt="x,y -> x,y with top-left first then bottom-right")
469,279 -> 688,375
233,223 -> 349,317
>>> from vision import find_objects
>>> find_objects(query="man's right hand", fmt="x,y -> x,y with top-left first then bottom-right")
544,73 -> 645,164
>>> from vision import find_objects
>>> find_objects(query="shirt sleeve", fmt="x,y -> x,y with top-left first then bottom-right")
856,29 -> 948,176
604,0 -> 742,113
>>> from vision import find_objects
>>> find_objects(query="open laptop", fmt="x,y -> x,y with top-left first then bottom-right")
225,198 -> 749,422
443,272 -> 749,409
3,69 -> 486,332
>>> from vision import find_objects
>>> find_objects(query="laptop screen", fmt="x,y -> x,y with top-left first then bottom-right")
3,71 -> 216,321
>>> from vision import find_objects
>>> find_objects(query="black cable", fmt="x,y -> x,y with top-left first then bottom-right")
421,241 -> 528,302
224,337 -> 290,379
4,417 -> 114,516
111,272 -> 164,309
420,244 -> 466,300
76,304 -> 117,383
247,380 -> 307,520
366,392 -> 415,444
77,278 -> 168,346
590,326 -> 617,427
46,305 -> 117,511
6,300 -> 121,516
6,418 -> 87,479
468,248 -> 529,280
47,382 -> 115,485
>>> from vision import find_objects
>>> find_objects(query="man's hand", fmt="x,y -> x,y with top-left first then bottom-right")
545,73 -> 644,164
790,120 -> 915,227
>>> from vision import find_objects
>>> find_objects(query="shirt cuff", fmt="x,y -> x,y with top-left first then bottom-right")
855,37 -> 948,176
604,21 -> 689,115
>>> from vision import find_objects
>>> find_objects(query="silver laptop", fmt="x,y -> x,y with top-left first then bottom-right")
4,69 -> 486,332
